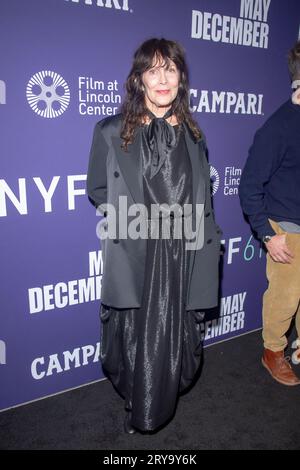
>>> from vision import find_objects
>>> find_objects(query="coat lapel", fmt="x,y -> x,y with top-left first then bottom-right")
112,130 -> 144,205
183,123 -> 206,292
183,123 -> 206,206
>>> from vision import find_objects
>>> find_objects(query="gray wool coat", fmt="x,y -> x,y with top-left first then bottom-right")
87,114 -> 221,310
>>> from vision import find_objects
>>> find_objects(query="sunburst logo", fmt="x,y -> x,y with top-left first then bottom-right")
26,71 -> 70,118
210,165 -> 220,195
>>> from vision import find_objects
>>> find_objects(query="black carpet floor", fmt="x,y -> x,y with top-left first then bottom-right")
1,330 -> 300,450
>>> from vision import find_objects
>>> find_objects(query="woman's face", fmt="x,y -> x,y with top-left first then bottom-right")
142,56 -> 180,117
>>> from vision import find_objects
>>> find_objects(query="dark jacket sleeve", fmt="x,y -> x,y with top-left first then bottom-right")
239,122 -> 286,240
86,121 -> 109,211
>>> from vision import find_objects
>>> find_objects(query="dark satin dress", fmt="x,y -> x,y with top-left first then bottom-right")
100,125 -> 203,432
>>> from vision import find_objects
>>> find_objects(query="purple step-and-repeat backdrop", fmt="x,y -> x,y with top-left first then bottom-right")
1,0 -> 299,411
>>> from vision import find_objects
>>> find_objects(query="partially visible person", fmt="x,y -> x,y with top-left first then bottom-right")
239,40 -> 300,386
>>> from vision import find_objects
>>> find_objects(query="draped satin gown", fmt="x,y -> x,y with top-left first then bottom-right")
100,124 -> 203,432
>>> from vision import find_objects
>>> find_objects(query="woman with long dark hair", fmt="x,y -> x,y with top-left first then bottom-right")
87,38 -> 221,434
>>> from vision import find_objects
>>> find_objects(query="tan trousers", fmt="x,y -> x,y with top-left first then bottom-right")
262,220 -> 300,351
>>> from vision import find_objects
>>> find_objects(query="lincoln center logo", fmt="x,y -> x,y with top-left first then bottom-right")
210,165 -> 220,195
26,71 -> 70,118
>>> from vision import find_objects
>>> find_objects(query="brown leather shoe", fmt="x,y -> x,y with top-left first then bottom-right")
262,348 -> 300,386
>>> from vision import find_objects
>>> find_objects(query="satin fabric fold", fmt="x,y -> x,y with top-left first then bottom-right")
146,108 -> 177,179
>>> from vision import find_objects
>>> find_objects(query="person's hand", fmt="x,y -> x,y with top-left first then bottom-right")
265,234 -> 294,264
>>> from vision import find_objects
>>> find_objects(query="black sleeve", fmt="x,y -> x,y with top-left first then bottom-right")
239,123 -> 286,240
86,121 -> 109,211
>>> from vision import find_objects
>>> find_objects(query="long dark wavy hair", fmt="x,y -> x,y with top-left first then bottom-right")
120,38 -> 201,149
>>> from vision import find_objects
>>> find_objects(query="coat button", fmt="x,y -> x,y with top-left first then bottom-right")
113,239 -> 119,244
205,212 -> 210,217
207,238 -> 212,244
114,171 -> 119,177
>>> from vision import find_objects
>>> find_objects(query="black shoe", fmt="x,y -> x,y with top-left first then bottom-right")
124,411 -> 136,434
